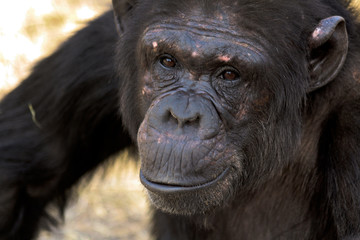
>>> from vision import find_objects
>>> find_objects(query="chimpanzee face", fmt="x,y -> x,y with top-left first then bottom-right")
115,1 -> 348,215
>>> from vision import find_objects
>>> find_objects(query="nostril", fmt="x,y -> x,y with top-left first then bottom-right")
164,110 -> 178,126
184,114 -> 200,124
186,115 -> 200,123
180,114 -> 200,128
169,109 -> 200,128
169,109 -> 178,122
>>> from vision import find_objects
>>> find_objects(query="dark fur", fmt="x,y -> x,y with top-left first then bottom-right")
0,12 -> 132,239
1,0 -> 360,239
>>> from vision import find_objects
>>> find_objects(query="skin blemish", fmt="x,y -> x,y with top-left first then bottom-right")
353,70 -> 360,81
218,55 -> 231,62
189,73 -> 197,81
216,13 -> 224,21
144,71 -> 152,83
312,28 -> 322,39
142,86 -> 152,95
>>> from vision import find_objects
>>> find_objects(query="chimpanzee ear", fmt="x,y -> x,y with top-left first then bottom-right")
307,16 -> 348,92
112,0 -> 137,33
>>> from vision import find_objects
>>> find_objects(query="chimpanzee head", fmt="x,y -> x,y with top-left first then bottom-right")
113,0 -> 348,215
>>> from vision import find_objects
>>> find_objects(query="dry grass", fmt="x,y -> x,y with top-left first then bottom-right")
39,154 -> 151,240
0,0 -> 110,91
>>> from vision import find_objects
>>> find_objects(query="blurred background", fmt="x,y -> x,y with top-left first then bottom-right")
0,0 -> 111,92
0,1 -> 150,239
0,0 -> 359,239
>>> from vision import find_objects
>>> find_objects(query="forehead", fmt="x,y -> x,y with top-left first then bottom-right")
137,0 -> 305,43
141,12 -> 268,62
143,24 -> 264,54
140,1 -> 273,48
143,3 -> 246,35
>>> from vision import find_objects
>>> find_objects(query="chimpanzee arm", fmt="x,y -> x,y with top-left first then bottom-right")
0,11 -> 132,240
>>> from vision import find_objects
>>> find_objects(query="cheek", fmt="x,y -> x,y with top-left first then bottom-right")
141,71 -> 154,102
231,90 -> 252,121
143,70 -> 153,87
253,92 -> 271,111
140,71 -> 156,110
236,108 -> 247,120
234,91 -> 270,121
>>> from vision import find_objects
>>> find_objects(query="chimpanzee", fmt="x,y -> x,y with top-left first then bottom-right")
1,0 -> 360,239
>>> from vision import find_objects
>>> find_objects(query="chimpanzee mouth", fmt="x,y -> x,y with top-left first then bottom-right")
140,167 -> 230,194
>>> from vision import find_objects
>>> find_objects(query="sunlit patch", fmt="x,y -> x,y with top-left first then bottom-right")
152,41 -> 158,49
76,6 -> 96,21
218,55 -> 231,62
350,1 -> 360,20
62,22 -> 78,34
33,0 -> 54,16
0,32 -> 44,89
191,51 -> 198,57
0,0 -> 107,92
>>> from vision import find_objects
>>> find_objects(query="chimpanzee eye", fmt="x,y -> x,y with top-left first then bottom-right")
159,55 -> 177,68
221,70 -> 239,81
217,67 -> 240,81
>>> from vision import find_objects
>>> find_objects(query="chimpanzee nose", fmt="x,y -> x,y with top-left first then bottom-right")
147,91 -> 221,140
169,108 -> 200,128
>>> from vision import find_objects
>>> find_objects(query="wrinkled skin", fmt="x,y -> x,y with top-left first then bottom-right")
0,0 -> 360,239
136,19 -> 264,214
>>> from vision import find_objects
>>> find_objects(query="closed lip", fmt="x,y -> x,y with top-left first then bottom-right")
140,167 -> 230,194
